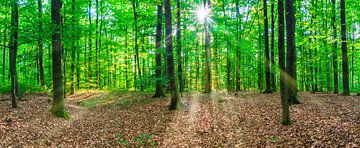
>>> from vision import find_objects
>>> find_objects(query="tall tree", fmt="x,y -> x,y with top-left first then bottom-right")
264,0 -> 272,93
235,0 -> 241,92
2,22 -> 7,83
286,0 -> 300,105
50,0 -> 68,118
132,0 -> 143,91
165,0 -> 180,110
70,0 -> 76,95
87,0 -> 92,85
204,0 -> 212,93
176,0 -> 183,94
221,0 -> 232,92
9,0 -> 19,108
270,0 -> 276,91
38,0 -> 45,87
153,1 -> 165,98
340,0 -> 349,96
95,0 -> 100,88
332,0 -> 340,94
278,0 -> 290,125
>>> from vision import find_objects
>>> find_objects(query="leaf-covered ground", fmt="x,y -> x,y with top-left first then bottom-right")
0,91 -> 359,147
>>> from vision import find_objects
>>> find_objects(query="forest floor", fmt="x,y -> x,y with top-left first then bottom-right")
0,91 -> 359,147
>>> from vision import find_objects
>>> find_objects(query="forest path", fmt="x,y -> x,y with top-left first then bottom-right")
161,91 -> 246,147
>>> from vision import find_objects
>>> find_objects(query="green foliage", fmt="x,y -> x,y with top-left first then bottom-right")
116,133 -> 157,147
268,135 -> 280,143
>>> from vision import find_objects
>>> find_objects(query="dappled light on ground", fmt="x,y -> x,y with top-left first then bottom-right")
0,92 -> 359,147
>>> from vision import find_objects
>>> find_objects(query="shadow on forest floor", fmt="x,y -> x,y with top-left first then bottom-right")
0,91 -> 359,147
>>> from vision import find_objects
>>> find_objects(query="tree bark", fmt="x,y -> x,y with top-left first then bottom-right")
340,0 -> 349,95
9,0 -> 19,108
264,0 -> 272,93
70,0 -> 76,95
38,0 -> 45,87
132,0 -> 143,91
50,0 -> 68,118
235,0 -> 241,92
87,0 -> 92,86
204,0 -> 212,93
286,0 -> 300,105
270,0 -> 276,91
165,0 -> 180,110
177,0 -> 183,94
153,3 -> 165,98
221,0 -> 231,92
278,0 -> 290,125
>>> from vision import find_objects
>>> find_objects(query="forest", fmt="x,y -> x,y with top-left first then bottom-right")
0,0 -> 359,147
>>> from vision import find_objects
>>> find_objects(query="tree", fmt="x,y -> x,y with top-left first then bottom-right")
204,0 -> 212,93
177,0 -> 183,94
221,0 -> 232,93
132,0 -> 143,91
9,0 -> 19,108
286,0 -> 300,105
278,0 -> 290,125
70,0 -> 76,95
340,0 -> 350,96
270,0 -> 276,91
50,0 -> 68,118
38,0 -> 45,87
331,0 -> 338,94
165,0 -> 180,110
263,0 -> 272,93
153,1 -> 165,98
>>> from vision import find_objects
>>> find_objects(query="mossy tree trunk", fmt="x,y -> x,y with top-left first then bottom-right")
51,0 -> 68,119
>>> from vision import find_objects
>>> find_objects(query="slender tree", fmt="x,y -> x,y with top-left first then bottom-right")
264,0 -> 272,93
270,0 -> 276,91
38,0 -> 45,87
340,0 -> 349,96
177,0 -> 183,94
204,0 -> 212,93
50,0 -> 68,118
70,0 -> 76,95
286,0 -> 300,105
278,0 -> 290,125
9,0 -> 19,108
221,0 -> 231,92
165,0 -> 180,110
153,1 -> 165,98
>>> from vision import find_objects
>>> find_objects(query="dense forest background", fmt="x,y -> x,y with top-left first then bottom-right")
0,0 -> 359,94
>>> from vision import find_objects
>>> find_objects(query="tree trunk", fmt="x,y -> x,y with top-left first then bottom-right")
153,3 -> 165,98
132,0 -> 143,91
278,0 -> 290,125
95,0 -> 100,88
38,0 -> 45,87
286,0 -> 300,105
270,0 -> 276,91
50,0 -> 68,118
88,0 -> 92,86
9,0 -> 19,108
222,0 -> 231,93
204,0 -> 212,93
165,0 -> 180,110
2,25 -> 6,83
340,0 -> 349,95
264,0 -> 272,93
235,1 -> 241,92
70,0 -> 76,95
177,0 -> 183,94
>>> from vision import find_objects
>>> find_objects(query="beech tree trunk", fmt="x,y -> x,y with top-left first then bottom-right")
153,2 -> 165,98
50,0 -> 68,118
38,0 -> 45,87
9,0 -> 19,108
70,0 -> 76,95
340,0 -> 349,95
165,0 -> 180,110
204,0 -> 212,93
177,0 -> 183,94
286,0 -> 300,105
264,0 -> 272,93
278,0 -> 290,125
